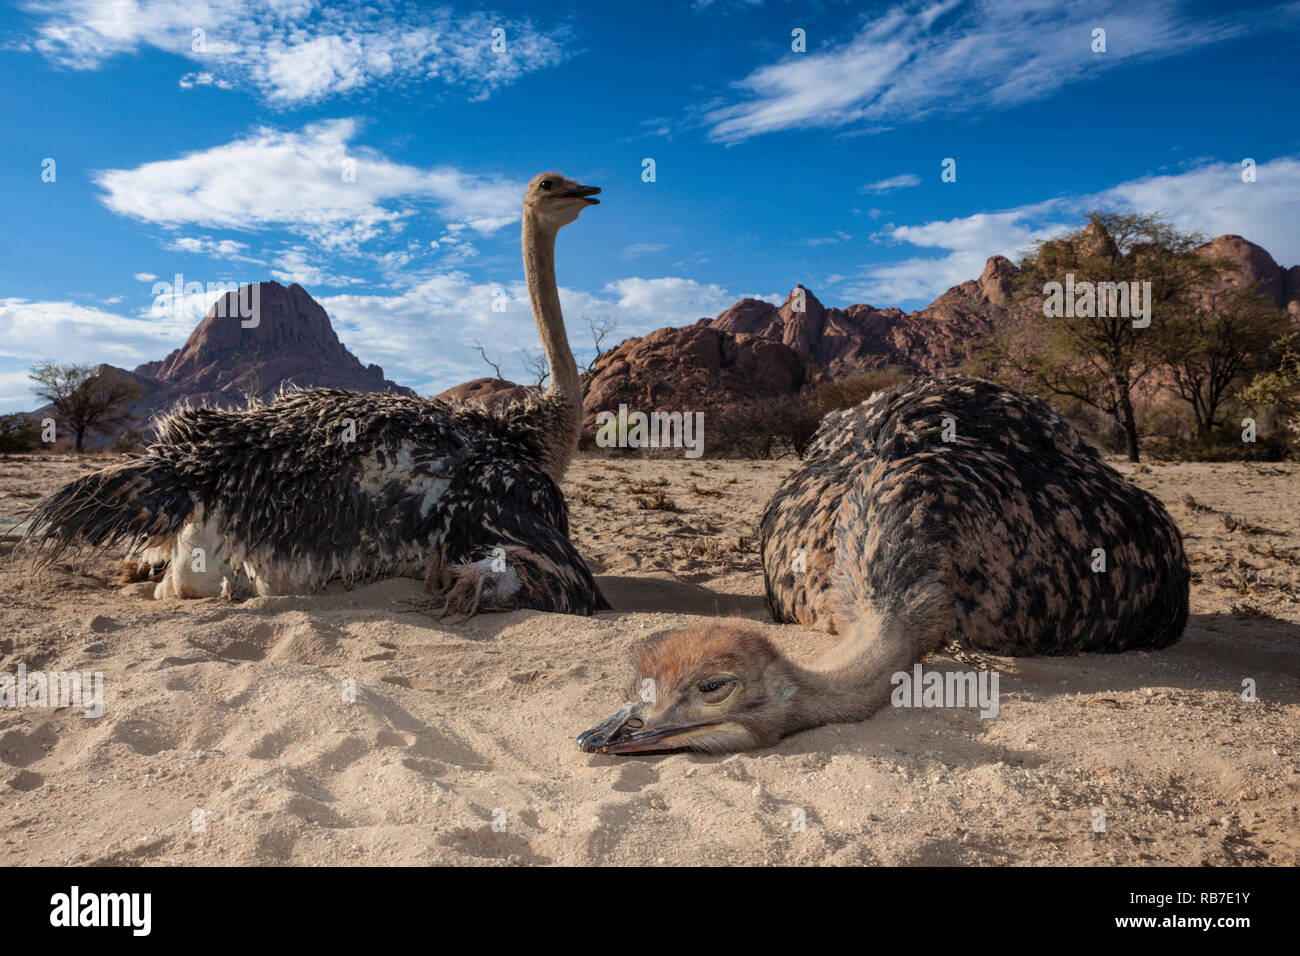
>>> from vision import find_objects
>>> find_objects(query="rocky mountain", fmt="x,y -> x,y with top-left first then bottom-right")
705,235 -> 1298,380
100,281 -> 414,434
580,324 -> 825,429
1194,235 -> 1300,317
708,257 -> 1016,378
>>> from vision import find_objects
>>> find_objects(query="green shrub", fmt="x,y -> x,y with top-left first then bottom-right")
0,414 -> 41,452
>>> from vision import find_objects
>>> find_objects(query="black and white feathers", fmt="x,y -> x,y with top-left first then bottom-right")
24,386 -> 608,614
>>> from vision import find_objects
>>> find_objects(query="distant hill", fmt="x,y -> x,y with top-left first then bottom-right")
707,257 -> 1014,377
706,236 -> 1299,378
28,281 -> 414,446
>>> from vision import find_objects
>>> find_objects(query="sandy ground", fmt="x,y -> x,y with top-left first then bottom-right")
0,452 -> 1297,866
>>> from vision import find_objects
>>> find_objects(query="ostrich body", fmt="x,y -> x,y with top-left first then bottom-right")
26,173 -> 609,614
579,377 -> 1190,753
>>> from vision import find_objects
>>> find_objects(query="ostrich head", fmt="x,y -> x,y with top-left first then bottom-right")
524,172 -> 601,232
577,623 -> 802,754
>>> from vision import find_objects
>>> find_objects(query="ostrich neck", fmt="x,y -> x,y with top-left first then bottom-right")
522,215 -> 582,478
783,611 -> 921,734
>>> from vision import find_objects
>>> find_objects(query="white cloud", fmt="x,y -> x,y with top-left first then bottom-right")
24,0 -> 571,105
179,71 -> 233,90
93,119 -> 524,255
843,156 -> 1300,306
847,203 -> 1068,303
0,367 -> 42,411
0,297 -> 192,368
0,266 -> 748,413
601,277 -> 738,321
1096,159 -> 1300,265
270,247 -> 361,287
705,0 -> 1293,142
862,173 -> 920,194
164,236 -> 258,261
133,272 -> 158,282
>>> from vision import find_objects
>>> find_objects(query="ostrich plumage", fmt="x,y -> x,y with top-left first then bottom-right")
24,386 -> 608,613
761,375 -> 1189,654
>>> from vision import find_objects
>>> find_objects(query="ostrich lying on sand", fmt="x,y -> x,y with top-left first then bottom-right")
578,377 -> 1189,754
25,173 -> 609,615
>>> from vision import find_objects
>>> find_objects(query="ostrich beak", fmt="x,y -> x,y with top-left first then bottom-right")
576,703 -> 721,755
563,183 -> 601,205
576,705 -> 635,752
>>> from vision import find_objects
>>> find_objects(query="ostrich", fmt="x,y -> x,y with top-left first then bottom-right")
24,172 -> 610,614
578,376 -> 1190,753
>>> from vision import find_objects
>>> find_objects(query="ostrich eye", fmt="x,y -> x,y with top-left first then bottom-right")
697,677 -> 735,702
540,180 -> 552,190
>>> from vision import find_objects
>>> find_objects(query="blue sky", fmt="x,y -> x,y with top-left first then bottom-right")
1,0 -> 1298,411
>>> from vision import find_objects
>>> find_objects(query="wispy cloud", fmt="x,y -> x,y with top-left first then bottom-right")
23,0 -> 572,105
797,231 -> 853,247
704,0 -> 1295,142
619,242 -> 668,259
163,236 -> 259,262
862,173 -> 921,194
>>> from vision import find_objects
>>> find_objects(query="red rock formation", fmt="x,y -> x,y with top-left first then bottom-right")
580,324 -> 825,429
1194,235 -> 1300,319
708,267 -> 1011,377
434,377 -> 535,409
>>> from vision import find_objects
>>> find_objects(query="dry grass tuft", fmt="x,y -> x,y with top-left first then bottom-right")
635,490 -> 677,512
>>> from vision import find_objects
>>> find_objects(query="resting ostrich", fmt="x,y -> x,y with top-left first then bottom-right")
24,172 -> 609,614
578,377 -> 1189,753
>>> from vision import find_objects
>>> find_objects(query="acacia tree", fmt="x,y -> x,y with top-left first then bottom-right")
29,362 -> 141,452
979,212 -> 1215,461
1242,332 -> 1300,441
1157,284 -> 1290,435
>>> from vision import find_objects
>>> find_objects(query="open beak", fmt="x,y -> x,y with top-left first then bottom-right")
576,704 -> 720,755
562,183 -> 601,205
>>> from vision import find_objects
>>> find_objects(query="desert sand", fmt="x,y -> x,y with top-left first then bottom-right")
0,453 -> 1296,866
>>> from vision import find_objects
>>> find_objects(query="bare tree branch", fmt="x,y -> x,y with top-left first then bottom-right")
522,348 -> 550,388
582,313 -> 619,374
471,343 -> 504,379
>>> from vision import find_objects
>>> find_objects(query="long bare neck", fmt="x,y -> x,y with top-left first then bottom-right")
785,608 -> 932,734
522,214 -> 582,479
